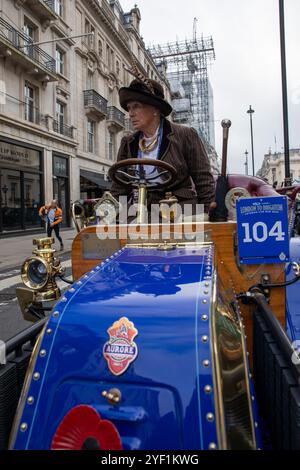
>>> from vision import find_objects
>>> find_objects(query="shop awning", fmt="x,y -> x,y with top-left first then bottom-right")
80,169 -> 111,190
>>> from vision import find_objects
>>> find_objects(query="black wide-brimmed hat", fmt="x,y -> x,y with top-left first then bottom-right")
119,79 -> 172,117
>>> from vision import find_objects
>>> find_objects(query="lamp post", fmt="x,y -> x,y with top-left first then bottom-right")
244,150 -> 249,176
279,0 -> 291,186
247,105 -> 255,176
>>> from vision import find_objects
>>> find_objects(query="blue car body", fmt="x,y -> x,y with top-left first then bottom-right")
11,243 -> 261,450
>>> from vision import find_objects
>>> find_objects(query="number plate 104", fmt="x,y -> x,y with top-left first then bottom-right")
236,196 -> 290,265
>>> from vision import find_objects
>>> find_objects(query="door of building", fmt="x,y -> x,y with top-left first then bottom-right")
0,169 -> 22,231
0,140 -> 43,233
53,154 -> 70,227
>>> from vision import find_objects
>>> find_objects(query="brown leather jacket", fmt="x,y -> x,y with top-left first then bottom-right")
111,118 -> 215,212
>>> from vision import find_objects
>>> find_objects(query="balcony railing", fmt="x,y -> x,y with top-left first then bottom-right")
0,16 -> 56,74
107,106 -> 125,128
23,0 -> 58,22
83,90 -> 107,118
53,119 -> 73,138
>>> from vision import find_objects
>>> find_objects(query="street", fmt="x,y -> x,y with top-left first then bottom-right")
0,229 -> 76,341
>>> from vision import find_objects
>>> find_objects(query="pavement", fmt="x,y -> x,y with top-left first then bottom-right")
0,227 -> 76,342
0,227 -> 77,271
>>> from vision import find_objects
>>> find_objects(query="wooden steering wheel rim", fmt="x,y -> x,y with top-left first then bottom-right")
108,158 -> 178,190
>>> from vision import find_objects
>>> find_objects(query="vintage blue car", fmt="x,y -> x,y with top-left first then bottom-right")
1,122 -> 300,451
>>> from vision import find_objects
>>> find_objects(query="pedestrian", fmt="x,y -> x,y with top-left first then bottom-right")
39,200 -> 64,250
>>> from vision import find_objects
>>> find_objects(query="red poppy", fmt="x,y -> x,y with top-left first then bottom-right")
51,405 -> 122,450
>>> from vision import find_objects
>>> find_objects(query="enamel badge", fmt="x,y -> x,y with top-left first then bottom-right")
103,317 -> 138,376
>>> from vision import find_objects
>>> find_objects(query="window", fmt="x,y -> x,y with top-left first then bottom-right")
108,131 -> 115,161
85,19 -> 89,35
84,19 -> 95,49
54,0 -> 63,16
271,168 -> 277,184
25,183 -> 31,204
89,25 -> 95,48
23,20 -> 36,58
87,70 -> 93,89
24,82 -> 36,123
23,21 -> 35,40
10,182 -> 17,204
106,45 -> 111,69
87,119 -> 95,153
124,14 -> 131,25
56,100 -> 65,132
98,40 -> 103,58
56,47 -> 64,75
106,45 -> 114,71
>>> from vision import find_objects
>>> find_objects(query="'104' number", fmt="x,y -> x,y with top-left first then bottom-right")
242,221 -> 285,243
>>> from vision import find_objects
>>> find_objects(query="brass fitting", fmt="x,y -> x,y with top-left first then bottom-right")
159,192 -> 179,222
21,237 -> 65,302
101,388 -> 122,405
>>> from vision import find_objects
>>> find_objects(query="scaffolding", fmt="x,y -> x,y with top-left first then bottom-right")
148,36 -> 215,146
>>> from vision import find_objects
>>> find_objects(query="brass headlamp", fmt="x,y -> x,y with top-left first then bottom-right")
21,237 -> 64,301
71,200 -> 97,233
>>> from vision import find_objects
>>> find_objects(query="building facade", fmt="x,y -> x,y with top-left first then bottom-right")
257,148 -> 300,187
0,0 -> 170,234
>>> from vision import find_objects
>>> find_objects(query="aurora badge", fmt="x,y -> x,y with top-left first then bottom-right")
103,317 -> 138,376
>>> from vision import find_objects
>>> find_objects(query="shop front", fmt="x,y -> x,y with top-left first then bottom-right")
0,139 -> 43,233
80,169 -> 111,200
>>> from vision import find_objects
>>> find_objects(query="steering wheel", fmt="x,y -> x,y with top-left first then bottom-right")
108,158 -> 177,191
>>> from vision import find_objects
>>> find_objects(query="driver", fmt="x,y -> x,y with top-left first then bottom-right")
111,78 -> 215,218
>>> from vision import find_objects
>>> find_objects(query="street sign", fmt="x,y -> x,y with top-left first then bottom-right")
236,196 -> 290,265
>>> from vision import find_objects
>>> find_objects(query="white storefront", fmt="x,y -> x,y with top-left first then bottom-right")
0,0 -> 169,233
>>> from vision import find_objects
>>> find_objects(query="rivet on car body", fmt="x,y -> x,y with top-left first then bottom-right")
209,442 -> 217,450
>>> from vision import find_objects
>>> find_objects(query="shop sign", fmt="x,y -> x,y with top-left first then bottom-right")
0,141 -> 40,169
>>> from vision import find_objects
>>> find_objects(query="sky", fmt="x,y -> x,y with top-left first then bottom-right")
120,0 -> 300,174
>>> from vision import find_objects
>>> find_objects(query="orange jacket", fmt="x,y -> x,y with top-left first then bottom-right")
39,205 -> 63,226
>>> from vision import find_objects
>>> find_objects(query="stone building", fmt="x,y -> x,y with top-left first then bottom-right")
0,0 -> 169,234
257,148 -> 300,187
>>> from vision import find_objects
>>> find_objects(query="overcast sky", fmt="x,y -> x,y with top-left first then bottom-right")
120,0 -> 300,174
